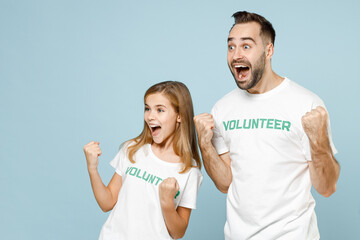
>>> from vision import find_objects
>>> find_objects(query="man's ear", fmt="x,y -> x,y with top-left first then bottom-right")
266,42 -> 274,60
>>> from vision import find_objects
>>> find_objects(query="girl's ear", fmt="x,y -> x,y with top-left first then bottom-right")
177,115 -> 181,123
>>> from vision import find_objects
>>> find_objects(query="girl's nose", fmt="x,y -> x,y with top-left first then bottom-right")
147,111 -> 155,120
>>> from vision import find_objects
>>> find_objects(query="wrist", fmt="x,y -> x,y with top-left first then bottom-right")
311,151 -> 333,161
87,166 -> 98,174
310,140 -> 332,156
160,197 -> 175,210
199,138 -> 213,149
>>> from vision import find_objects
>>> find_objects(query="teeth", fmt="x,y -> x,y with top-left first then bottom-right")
235,65 -> 247,68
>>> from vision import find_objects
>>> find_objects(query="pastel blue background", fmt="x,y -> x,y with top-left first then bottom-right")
1,0 -> 359,239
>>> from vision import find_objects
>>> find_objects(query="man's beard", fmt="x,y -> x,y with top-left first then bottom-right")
232,52 -> 266,90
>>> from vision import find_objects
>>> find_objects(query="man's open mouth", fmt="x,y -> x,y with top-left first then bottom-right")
234,64 -> 250,80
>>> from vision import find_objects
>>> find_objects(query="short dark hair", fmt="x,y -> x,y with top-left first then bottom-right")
231,11 -> 276,46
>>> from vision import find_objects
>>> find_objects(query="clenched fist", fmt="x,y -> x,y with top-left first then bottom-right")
159,177 -> 180,208
83,141 -> 102,171
193,113 -> 215,147
301,106 -> 330,147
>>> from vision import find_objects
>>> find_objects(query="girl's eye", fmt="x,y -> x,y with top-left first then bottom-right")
144,107 -> 150,111
158,109 -> 164,113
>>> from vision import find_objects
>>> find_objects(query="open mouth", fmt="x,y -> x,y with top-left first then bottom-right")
150,125 -> 161,136
234,64 -> 250,80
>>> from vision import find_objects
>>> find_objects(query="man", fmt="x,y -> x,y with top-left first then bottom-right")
194,11 -> 340,240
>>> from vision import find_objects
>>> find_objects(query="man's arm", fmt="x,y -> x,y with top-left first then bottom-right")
302,106 -> 340,197
194,113 -> 232,193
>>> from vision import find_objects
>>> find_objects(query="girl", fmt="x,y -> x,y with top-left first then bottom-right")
83,81 -> 203,240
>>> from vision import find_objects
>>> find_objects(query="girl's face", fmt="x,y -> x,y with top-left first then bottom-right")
144,93 -> 180,146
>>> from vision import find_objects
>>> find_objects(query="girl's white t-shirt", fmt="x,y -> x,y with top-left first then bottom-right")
99,143 -> 203,240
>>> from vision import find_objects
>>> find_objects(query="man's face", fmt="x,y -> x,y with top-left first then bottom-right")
227,22 -> 267,90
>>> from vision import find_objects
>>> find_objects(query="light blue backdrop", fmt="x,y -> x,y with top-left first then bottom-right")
1,0 -> 359,239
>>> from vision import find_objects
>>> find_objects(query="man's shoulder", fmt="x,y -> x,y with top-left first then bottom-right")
286,78 -> 321,100
213,88 -> 241,108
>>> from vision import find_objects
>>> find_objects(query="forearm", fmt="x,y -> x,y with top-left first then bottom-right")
302,106 -> 340,197
161,203 -> 188,239
309,143 -> 340,197
200,142 -> 232,193
88,168 -> 117,212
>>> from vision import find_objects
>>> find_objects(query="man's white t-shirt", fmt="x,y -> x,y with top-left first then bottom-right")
98,143 -> 203,240
211,78 -> 337,240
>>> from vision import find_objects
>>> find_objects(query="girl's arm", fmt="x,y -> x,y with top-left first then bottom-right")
84,141 -> 122,212
159,177 -> 191,239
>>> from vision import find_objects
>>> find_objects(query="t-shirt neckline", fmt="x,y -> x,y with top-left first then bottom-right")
241,77 -> 289,100
147,144 -> 183,167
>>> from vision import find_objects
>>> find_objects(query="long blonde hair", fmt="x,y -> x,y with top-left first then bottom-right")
125,81 -> 201,173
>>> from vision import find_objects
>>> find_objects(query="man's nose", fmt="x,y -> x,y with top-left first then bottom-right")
233,47 -> 244,60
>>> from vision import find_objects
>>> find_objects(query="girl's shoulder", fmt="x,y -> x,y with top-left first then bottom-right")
187,160 -> 203,176
190,158 -> 200,168
185,162 -> 203,186
120,139 -> 137,149
118,140 -> 149,161
119,139 -> 146,153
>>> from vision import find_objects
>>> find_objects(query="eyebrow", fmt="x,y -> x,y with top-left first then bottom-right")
227,37 -> 256,44
145,104 -> 167,108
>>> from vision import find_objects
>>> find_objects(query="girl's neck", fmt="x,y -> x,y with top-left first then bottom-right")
151,132 -> 176,152
151,140 -> 181,163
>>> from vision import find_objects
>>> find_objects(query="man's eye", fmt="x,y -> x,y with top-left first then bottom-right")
244,45 -> 250,49
228,45 -> 235,50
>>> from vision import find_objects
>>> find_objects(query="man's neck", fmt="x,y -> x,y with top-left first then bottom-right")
247,70 -> 284,94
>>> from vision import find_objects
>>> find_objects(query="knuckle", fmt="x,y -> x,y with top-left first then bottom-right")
321,109 -> 328,117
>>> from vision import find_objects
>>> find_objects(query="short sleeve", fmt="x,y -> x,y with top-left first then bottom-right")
302,99 -> 338,161
109,143 -> 129,176
178,168 -> 203,209
211,106 -> 229,155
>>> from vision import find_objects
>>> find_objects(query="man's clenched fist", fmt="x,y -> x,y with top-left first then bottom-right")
301,106 -> 330,147
194,113 -> 215,147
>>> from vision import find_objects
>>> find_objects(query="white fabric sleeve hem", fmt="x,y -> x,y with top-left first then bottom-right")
114,168 -> 123,177
303,100 -> 338,161
178,169 -> 203,210
211,105 -> 229,155
178,202 -> 196,210
214,145 -> 230,155
109,159 -> 124,176
109,142 -> 131,176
